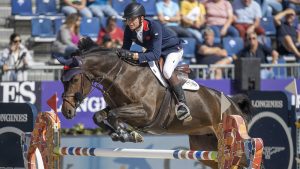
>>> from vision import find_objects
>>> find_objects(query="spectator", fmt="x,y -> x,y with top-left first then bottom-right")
196,28 -> 230,79
156,0 -> 193,38
87,0 -> 122,21
236,32 -> 279,79
52,14 -> 81,57
232,0 -> 265,40
96,16 -> 124,48
181,0 -> 206,43
205,0 -> 239,42
62,0 -> 92,18
101,34 -> 116,48
274,8 -> 300,59
260,0 -> 282,17
0,33 -> 32,81
284,0 -> 300,13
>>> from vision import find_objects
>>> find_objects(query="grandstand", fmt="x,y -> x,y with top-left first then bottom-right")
0,0 -> 300,81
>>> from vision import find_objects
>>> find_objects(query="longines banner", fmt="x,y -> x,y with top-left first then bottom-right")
0,103 -> 37,167
41,81 -> 107,128
248,91 -> 295,169
0,81 -> 41,110
1,80 -> 300,129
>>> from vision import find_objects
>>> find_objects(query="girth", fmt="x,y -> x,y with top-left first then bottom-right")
142,88 -> 175,132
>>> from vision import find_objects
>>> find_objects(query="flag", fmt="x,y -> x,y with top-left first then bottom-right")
47,93 -> 57,113
47,93 -> 58,122
285,78 -> 298,96
221,92 -> 231,120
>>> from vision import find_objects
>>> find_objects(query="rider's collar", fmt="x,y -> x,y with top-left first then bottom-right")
135,20 -> 149,33
135,22 -> 143,34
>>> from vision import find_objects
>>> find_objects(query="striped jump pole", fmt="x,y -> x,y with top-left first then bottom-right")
25,112 -> 264,169
54,147 -> 218,161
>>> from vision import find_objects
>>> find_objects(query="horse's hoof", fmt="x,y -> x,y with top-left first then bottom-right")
110,133 -> 120,142
183,115 -> 193,122
130,131 -> 144,143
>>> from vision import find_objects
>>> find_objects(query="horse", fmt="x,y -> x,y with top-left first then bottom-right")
60,40 -> 251,169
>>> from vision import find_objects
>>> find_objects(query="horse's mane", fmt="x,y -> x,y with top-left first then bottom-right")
81,46 -> 117,58
81,46 -> 148,67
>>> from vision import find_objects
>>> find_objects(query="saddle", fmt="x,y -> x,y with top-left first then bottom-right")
148,58 -> 199,91
142,59 -> 199,132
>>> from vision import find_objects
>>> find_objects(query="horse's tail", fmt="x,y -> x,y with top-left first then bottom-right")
231,94 -> 252,115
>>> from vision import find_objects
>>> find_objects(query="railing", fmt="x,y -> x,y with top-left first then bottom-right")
1,63 -> 300,81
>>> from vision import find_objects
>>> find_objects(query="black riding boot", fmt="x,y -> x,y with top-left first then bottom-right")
168,74 -> 192,121
172,84 -> 192,121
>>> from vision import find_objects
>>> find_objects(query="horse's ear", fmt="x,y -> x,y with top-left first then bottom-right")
54,55 -> 74,66
78,37 -> 98,52
54,55 -> 81,67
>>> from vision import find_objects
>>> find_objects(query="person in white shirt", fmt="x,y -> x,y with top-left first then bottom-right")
0,33 -> 32,81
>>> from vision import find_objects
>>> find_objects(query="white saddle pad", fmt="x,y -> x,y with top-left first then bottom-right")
148,61 -> 199,91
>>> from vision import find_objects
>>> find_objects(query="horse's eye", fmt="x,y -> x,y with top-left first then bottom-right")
72,78 -> 79,83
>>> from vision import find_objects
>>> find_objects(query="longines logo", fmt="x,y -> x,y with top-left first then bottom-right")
0,82 -> 36,104
0,113 -> 28,122
264,146 -> 285,159
251,100 -> 283,108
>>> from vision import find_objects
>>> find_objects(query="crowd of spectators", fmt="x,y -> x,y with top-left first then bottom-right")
2,0 -> 300,81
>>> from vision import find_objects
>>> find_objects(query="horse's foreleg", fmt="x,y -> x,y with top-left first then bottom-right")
93,107 -> 119,137
102,103 -> 146,142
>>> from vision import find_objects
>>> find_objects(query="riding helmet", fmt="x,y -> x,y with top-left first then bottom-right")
123,2 -> 145,19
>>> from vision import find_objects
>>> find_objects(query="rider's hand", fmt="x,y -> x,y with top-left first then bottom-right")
116,49 -> 135,60
2,64 -> 8,72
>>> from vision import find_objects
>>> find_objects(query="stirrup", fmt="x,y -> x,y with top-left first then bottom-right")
175,103 -> 192,121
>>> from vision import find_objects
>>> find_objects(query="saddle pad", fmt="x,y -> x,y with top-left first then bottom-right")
148,61 -> 199,91
148,61 -> 168,87
182,78 -> 200,91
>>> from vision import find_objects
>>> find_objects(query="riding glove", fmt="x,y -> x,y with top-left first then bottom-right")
116,49 -> 134,60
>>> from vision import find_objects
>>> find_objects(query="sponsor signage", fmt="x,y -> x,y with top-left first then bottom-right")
0,81 -> 41,110
41,81 -> 106,128
38,79 -> 300,129
0,80 -> 298,129
248,91 -> 295,169
0,103 -> 37,167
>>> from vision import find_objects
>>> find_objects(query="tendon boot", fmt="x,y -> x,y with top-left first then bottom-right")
172,84 -> 192,121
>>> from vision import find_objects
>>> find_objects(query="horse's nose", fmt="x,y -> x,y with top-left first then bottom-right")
66,109 -> 74,119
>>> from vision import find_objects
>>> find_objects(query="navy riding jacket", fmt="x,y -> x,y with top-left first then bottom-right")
122,19 -> 182,63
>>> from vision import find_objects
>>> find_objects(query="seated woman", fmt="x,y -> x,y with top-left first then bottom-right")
205,0 -> 239,43
0,33 -> 33,81
96,16 -> 124,48
52,14 -> 81,58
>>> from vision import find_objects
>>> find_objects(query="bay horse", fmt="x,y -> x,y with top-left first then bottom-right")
60,40 -> 251,169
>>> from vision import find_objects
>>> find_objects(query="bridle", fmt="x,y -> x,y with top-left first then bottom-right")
62,57 -> 124,110
62,73 -> 91,109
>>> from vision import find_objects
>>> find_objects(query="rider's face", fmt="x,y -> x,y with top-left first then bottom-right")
126,16 -> 141,31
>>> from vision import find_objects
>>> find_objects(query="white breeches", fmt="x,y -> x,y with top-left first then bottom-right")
163,49 -> 183,79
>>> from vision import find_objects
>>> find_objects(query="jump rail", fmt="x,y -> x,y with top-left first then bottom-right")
25,112 -> 263,169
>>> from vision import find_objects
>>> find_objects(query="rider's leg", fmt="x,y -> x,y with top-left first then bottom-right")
163,50 -> 191,120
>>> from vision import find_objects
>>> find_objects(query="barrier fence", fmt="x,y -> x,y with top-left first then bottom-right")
25,112 -> 263,169
2,63 -> 300,81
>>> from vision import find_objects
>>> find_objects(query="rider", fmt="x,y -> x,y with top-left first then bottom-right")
120,2 -> 191,121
